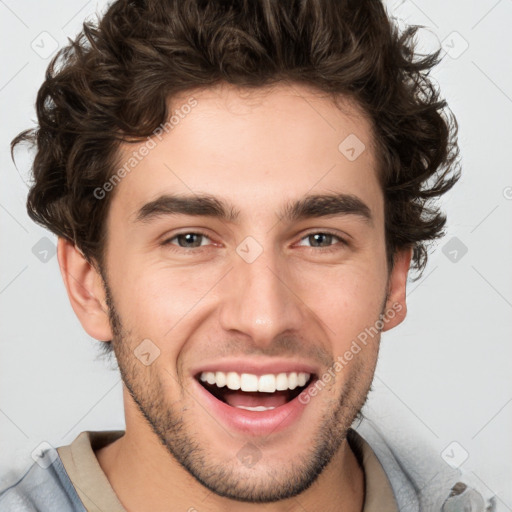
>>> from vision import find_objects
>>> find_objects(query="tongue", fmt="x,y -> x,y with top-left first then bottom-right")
223,390 -> 289,408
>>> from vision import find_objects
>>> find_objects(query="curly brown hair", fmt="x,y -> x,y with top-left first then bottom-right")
12,0 -> 460,281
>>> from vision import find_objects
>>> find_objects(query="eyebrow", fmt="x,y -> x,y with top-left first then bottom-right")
134,192 -> 373,226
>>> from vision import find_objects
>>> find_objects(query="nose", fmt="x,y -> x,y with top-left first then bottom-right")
218,244 -> 305,348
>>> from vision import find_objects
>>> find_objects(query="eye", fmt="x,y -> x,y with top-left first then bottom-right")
162,231 -> 212,249
160,230 -> 347,253
296,232 -> 347,250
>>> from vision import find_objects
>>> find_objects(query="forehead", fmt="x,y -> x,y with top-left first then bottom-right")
110,82 -> 382,226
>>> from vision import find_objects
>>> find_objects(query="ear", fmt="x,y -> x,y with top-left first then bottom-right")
382,246 -> 413,332
57,237 -> 113,342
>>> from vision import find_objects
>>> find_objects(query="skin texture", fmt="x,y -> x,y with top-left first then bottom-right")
58,82 -> 412,512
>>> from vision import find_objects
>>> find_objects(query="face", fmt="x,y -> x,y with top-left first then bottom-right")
93,82 -> 407,502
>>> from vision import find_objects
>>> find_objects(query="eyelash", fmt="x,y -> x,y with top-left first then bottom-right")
161,230 -> 348,254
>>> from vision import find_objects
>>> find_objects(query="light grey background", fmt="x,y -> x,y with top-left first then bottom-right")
1,0 -> 511,507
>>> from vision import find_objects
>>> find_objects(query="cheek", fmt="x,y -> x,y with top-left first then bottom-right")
294,262 -> 387,346
113,260 -> 222,346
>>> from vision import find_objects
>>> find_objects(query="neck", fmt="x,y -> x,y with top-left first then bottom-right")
95,425 -> 365,512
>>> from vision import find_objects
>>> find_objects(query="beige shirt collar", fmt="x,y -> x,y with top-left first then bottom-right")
347,428 -> 398,512
57,428 -> 398,512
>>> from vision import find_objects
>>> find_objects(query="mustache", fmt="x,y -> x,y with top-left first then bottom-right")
198,335 -> 334,368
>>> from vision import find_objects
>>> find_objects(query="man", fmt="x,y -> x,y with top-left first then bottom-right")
0,0 -> 489,510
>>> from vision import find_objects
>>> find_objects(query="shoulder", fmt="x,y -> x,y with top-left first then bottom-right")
0,448 -> 85,512
352,416 -> 493,512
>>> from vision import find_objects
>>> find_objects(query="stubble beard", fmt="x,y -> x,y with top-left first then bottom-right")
101,275 -> 381,503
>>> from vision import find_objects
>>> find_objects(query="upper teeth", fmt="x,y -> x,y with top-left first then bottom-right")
199,371 -> 311,392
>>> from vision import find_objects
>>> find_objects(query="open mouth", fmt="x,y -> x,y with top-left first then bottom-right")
196,371 -> 316,411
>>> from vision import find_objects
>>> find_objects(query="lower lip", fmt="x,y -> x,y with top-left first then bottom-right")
192,378 -> 312,437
